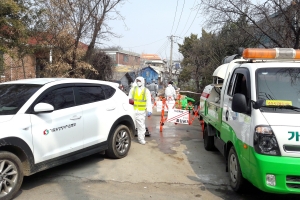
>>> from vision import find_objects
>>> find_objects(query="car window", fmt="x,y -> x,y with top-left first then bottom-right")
227,73 -> 237,96
233,74 -> 248,97
0,84 -> 42,115
257,67 -> 300,113
228,72 -> 250,106
39,87 -> 75,110
77,86 -> 106,105
101,85 -> 116,99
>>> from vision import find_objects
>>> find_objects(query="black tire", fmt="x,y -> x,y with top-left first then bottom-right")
145,127 -> 151,136
0,151 -> 23,200
228,147 -> 245,192
203,127 -> 215,151
106,125 -> 131,159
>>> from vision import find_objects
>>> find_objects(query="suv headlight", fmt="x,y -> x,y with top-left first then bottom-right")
254,126 -> 281,156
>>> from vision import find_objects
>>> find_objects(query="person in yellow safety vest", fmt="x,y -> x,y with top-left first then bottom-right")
128,76 -> 152,145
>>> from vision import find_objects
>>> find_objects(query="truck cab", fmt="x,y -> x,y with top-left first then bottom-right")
200,48 -> 300,194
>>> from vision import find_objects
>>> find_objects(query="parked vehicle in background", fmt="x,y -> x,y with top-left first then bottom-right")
200,48 -> 300,194
0,78 -> 135,200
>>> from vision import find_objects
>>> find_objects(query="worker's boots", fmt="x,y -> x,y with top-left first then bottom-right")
135,128 -> 151,137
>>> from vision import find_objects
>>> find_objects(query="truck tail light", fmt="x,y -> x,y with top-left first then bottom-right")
201,92 -> 210,99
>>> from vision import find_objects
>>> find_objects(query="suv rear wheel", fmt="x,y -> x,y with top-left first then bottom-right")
106,125 -> 131,159
0,151 -> 23,200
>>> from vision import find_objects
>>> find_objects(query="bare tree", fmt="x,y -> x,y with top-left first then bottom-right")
86,49 -> 114,80
38,0 -> 125,77
85,0 -> 125,62
40,29 -> 95,78
200,0 -> 300,48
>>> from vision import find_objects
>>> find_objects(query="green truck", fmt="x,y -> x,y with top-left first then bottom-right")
199,48 -> 300,194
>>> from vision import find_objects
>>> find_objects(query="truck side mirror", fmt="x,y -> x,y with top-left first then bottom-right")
252,99 -> 264,109
232,93 -> 248,113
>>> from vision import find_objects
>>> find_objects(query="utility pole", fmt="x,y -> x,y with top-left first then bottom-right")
168,35 -> 180,82
169,35 -> 173,81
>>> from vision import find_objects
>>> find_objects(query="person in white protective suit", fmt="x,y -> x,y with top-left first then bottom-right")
165,81 -> 176,101
128,77 -> 152,145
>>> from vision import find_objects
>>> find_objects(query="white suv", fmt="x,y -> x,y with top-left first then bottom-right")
0,78 -> 135,200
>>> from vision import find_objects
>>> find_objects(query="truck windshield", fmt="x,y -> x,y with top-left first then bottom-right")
257,68 -> 300,113
0,84 -> 42,115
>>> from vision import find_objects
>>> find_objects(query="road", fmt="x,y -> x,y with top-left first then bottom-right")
14,111 -> 299,200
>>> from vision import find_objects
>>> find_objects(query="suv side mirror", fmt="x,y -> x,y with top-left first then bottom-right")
34,103 -> 54,113
232,93 -> 248,113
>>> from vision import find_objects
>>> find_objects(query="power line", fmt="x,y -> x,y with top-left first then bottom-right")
170,0 -> 179,34
165,40 -> 169,60
158,43 -> 169,59
122,37 -> 166,49
156,39 -> 168,53
156,39 -> 169,55
174,0 -> 186,35
179,0 -> 198,37
183,3 -> 200,37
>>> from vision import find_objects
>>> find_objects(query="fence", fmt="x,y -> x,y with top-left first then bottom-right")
152,93 -> 201,132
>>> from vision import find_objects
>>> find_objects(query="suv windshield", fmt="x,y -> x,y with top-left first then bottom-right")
0,84 -> 42,115
257,68 -> 300,113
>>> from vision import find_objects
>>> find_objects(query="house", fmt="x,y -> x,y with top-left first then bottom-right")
0,34 -> 90,82
168,59 -> 182,85
141,53 -> 161,61
139,66 -> 159,85
140,53 -> 167,87
141,53 -> 165,68
111,71 -> 135,93
109,64 -> 138,92
102,48 -> 140,67
102,48 -> 141,90
28,35 -> 89,78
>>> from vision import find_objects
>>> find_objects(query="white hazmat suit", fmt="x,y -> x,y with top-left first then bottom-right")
128,77 -> 152,144
165,83 -> 176,100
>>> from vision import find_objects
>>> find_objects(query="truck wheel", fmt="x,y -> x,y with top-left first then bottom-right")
0,151 -> 23,200
106,125 -> 131,159
203,127 -> 215,151
228,147 -> 245,192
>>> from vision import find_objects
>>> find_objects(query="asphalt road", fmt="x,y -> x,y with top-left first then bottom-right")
14,111 -> 299,200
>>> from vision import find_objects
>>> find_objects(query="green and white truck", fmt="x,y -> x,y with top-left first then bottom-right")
199,48 -> 300,194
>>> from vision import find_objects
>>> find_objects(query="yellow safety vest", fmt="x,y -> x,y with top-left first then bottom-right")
132,86 -> 146,111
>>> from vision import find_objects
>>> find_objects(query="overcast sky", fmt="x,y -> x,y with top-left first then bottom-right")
103,0 -> 204,61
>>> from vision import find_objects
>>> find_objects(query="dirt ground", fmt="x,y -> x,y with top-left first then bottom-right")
14,112 -> 299,200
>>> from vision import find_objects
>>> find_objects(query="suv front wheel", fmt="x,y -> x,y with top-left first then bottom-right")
106,125 -> 131,159
0,151 -> 23,200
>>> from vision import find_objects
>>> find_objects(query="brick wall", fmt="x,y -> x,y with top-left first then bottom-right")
2,53 -> 36,82
116,52 -> 140,66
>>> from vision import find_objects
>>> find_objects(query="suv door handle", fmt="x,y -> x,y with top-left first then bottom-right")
106,106 -> 116,111
70,115 -> 81,120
